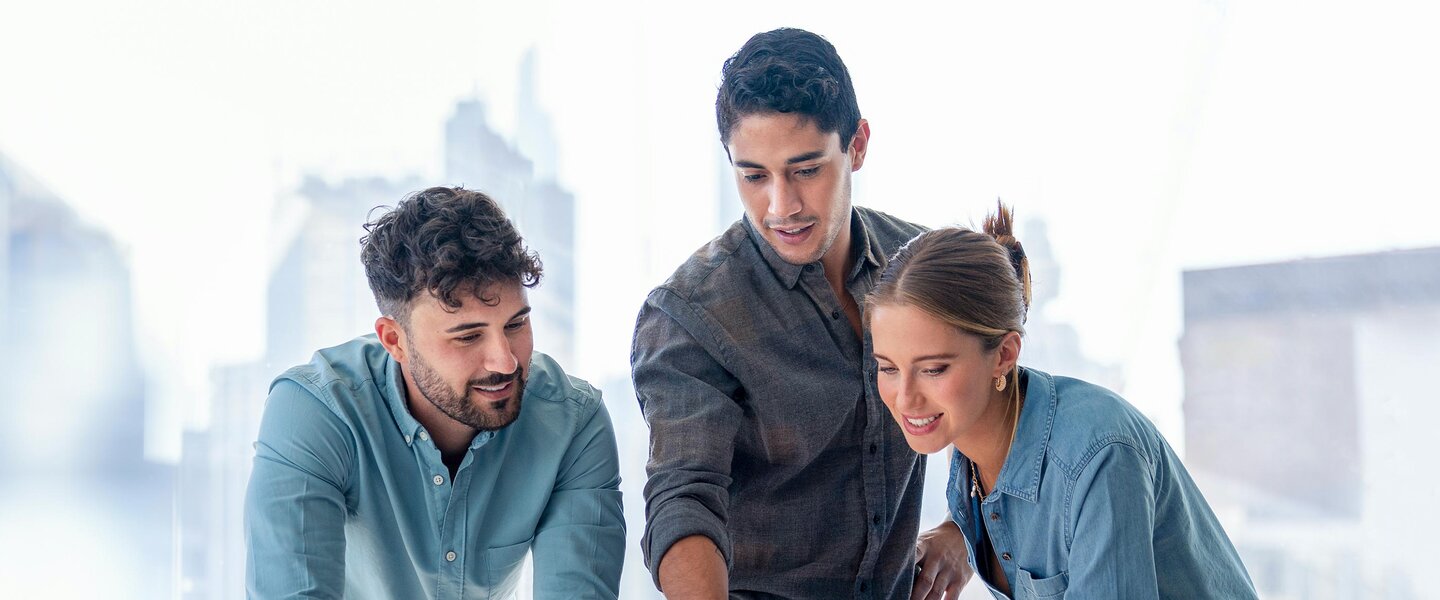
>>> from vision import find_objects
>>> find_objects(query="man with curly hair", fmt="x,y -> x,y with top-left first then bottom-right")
632,28 -> 973,600
245,186 -> 625,599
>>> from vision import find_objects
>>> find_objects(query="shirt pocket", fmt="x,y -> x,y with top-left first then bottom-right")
1014,567 -> 1068,600
479,537 -> 533,599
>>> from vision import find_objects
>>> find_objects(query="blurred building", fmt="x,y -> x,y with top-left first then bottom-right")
445,54 -> 576,368
1181,247 -> 1440,599
0,155 -> 172,598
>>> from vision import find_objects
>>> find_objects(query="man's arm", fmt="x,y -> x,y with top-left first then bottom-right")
631,289 -> 744,599
657,535 -> 728,599
530,398 -> 626,600
244,379 -> 354,600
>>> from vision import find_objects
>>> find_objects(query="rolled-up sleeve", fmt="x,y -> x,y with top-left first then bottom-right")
244,379 -> 355,600
531,397 -> 626,599
630,288 -> 744,588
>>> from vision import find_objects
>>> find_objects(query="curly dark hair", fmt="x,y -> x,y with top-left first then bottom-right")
360,186 -> 542,324
716,28 -> 861,149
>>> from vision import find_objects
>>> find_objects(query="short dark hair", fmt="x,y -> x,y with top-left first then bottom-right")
360,186 -> 542,324
716,28 -> 862,150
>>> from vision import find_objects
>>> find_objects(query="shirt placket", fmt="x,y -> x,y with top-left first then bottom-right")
802,263 -> 888,598
853,272 -> 891,598
412,431 -> 471,600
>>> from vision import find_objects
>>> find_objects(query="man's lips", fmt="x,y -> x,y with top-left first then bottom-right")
771,222 -> 815,244
472,378 -> 514,400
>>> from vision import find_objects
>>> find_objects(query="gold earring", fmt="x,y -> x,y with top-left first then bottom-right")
995,375 -> 1006,392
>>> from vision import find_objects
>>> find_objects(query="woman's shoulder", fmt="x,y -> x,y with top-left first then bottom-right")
1030,369 -> 1167,477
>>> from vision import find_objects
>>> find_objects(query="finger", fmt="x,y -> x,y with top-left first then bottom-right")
910,563 -> 936,600
922,578 -> 946,600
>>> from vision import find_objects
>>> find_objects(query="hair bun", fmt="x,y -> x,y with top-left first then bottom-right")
982,199 -> 1032,320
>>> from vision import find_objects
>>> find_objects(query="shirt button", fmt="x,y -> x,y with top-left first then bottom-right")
404,434 -> 412,444
445,551 -> 457,562
419,431 -> 430,441
804,264 -> 814,272
831,309 -> 841,320
990,512 -> 1000,521
1001,552 -> 1012,561
869,443 -> 877,454
433,475 -> 444,486
872,513 -> 881,525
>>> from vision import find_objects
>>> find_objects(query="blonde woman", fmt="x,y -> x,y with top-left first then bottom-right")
866,204 -> 1256,599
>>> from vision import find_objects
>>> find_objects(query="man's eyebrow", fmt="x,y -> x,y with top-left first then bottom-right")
786,150 -> 826,165
733,150 -> 828,170
442,306 -> 533,333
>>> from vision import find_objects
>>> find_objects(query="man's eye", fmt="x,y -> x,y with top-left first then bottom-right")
796,166 -> 819,177
456,334 -> 479,343
743,173 -> 766,183
505,321 -> 526,331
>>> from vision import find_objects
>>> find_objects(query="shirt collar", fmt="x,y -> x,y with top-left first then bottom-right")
742,206 -> 881,290
991,367 -> 1056,503
382,354 -> 424,443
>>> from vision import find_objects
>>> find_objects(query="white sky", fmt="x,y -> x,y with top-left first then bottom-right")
3,0 -> 1438,457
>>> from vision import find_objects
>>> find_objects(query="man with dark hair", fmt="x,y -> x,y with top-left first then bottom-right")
246,186 -> 625,599
633,29 -> 972,599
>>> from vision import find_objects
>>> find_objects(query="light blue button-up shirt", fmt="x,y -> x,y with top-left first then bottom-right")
948,368 -> 1257,599
245,335 -> 624,599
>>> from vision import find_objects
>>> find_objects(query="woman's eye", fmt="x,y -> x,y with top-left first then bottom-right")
921,366 -> 949,376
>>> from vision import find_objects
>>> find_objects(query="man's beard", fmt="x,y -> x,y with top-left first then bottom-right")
409,349 -> 525,431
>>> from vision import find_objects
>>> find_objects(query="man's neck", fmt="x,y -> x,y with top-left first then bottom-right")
819,214 -> 863,336
819,211 -> 856,292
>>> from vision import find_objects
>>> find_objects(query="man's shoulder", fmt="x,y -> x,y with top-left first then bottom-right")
524,351 -> 604,409
648,219 -> 763,304
271,335 -> 392,415
856,205 -> 927,254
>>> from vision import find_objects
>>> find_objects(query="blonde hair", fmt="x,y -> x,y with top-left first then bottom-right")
865,200 -> 1032,404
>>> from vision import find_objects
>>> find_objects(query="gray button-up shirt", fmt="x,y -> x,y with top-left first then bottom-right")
632,207 -> 927,599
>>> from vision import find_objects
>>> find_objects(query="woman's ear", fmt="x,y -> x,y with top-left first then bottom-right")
993,331 -> 1023,378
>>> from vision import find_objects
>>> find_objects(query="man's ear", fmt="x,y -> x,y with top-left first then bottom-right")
848,118 -> 871,171
376,316 -> 409,365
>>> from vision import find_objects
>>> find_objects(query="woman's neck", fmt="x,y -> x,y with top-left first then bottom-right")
954,385 -> 1024,494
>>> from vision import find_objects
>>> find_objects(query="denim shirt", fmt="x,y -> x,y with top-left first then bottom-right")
948,368 -> 1257,599
244,335 -> 625,599
632,207 -> 928,599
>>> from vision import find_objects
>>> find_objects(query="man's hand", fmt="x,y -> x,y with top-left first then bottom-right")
912,520 -> 973,600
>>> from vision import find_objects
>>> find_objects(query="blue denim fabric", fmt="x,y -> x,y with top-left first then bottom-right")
948,368 -> 1257,599
244,335 -> 625,599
